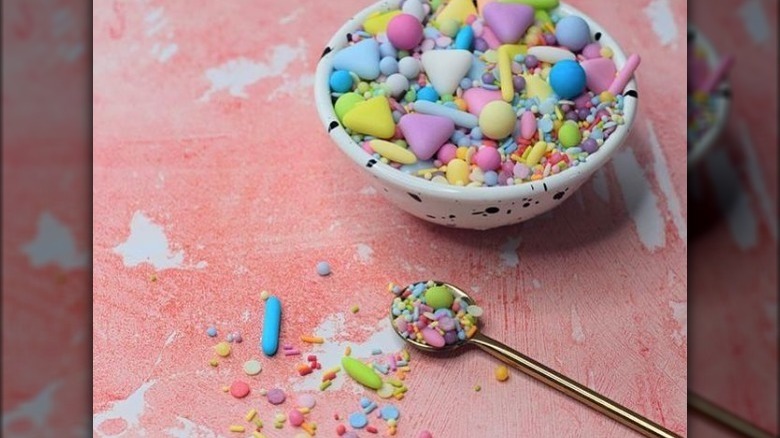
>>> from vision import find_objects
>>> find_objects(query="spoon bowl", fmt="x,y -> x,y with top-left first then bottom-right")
390,281 -> 681,438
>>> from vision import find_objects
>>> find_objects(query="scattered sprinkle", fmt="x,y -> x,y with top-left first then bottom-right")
229,381 -> 251,399
350,305 -> 360,314
300,335 -> 325,344
348,412 -> 368,429
228,425 -> 245,433
206,326 -> 217,337
260,290 -> 269,301
214,341 -> 231,357
474,385 -> 481,392
495,365 -> 510,382
244,359 -> 263,376
316,261 -> 332,276
267,388 -> 286,405
245,409 -> 257,422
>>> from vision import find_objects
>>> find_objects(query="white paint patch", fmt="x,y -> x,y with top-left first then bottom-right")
279,7 -> 303,24
737,121 -> 778,241
291,314 -> 404,392
151,43 -> 178,63
532,279 -> 541,289
21,211 -> 88,270
144,7 -> 167,36
643,0 -> 678,47
500,236 -> 521,267
242,309 -> 250,323
647,122 -> 687,243
359,186 -> 377,195
266,73 -> 316,101
669,301 -> 687,346
571,305 -> 585,343
154,331 -> 178,367
739,0 -> 770,44
704,149 -> 757,249
355,244 -> 374,264
591,168 -> 610,202
200,41 -> 307,101
2,382 -> 60,435
613,149 -> 666,251
113,211 -> 206,270
93,381 -> 156,436
166,416 -> 221,438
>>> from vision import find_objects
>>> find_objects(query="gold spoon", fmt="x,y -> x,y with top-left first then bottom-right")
390,281 -> 682,438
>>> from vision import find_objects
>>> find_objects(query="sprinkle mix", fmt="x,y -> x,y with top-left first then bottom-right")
328,0 -> 640,186
391,281 -> 481,348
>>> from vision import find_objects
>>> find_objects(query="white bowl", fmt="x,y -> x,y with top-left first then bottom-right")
315,0 -> 639,230
687,26 -> 730,167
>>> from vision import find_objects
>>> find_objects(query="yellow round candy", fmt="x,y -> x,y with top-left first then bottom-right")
479,101 -> 516,140
599,91 -> 615,103
600,47 -> 613,58
495,365 -> 510,382
455,146 -> 469,160
446,159 -> 470,185
215,341 -> 231,357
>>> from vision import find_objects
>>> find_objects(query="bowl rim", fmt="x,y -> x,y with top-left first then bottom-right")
315,0 -> 639,201
687,25 -> 731,167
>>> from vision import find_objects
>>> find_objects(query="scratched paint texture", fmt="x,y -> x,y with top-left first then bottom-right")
93,1 -> 687,437
688,0 -> 779,435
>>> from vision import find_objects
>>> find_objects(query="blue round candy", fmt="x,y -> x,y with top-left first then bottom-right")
416,86 -> 439,102
379,57 -> 399,76
329,70 -> 353,93
549,60 -> 586,99
380,404 -> 400,420
348,412 -> 367,429
555,15 -> 591,52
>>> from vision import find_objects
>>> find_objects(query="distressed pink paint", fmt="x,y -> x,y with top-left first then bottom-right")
93,1 -> 687,437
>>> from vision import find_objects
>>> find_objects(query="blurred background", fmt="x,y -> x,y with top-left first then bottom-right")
1,0 -> 777,436
688,0 -> 778,436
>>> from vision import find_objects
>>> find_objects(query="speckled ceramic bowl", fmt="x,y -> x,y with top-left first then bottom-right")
687,26 -> 730,168
315,0 -> 638,230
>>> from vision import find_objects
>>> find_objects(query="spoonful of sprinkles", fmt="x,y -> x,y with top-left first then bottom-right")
389,280 -> 681,438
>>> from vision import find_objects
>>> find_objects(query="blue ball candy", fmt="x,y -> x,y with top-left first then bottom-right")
549,60 -> 586,100
416,86 -> 439,102
379,57 -> 399,76
329,70 -> 353,93
555,15 -> 591,52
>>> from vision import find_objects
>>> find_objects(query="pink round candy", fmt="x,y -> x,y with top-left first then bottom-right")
289,409 -> 304,427
582,43 -> 602,59
437,143 -> 458,164
387,14 -> 424,51
475,146 -> 501,171
514,163 -> 530,179
418,431 -> 433,438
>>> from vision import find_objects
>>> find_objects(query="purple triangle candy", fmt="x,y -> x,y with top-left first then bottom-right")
482,2 -> 534,44
398,113 -> 455,160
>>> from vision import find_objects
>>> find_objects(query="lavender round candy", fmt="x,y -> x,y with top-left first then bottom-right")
565,111 -> 579,121
577,108 -> 590,120
555,15 -> 591,52
581,138 -> 599,153
481,72 -> 495,84
267,388 -> 286,405
543,33 -> 557,45
474,38 -> 488,52
524,55 -> 538,69
444,331 -> 459,345
512,75 -> 526,91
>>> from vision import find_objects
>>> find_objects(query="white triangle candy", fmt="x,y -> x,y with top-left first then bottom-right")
421,50 -> 473,96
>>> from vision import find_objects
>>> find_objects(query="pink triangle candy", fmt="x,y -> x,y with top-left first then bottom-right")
580,58 -> 617,94
482,2 -> 534,44
398,113 -> 455,160
462,88 -> 503,116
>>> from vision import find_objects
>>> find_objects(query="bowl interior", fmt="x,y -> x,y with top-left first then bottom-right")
315,1 -> 639,201
687,26 -> 730,167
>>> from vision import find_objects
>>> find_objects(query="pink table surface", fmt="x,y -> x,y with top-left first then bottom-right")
93,1 -> 687,437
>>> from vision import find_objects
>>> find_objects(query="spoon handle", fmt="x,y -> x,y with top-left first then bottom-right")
470,332 -> 682,438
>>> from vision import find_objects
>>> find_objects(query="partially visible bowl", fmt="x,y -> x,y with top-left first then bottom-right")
687,26 -> 730,167
315,0 -> 638,230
